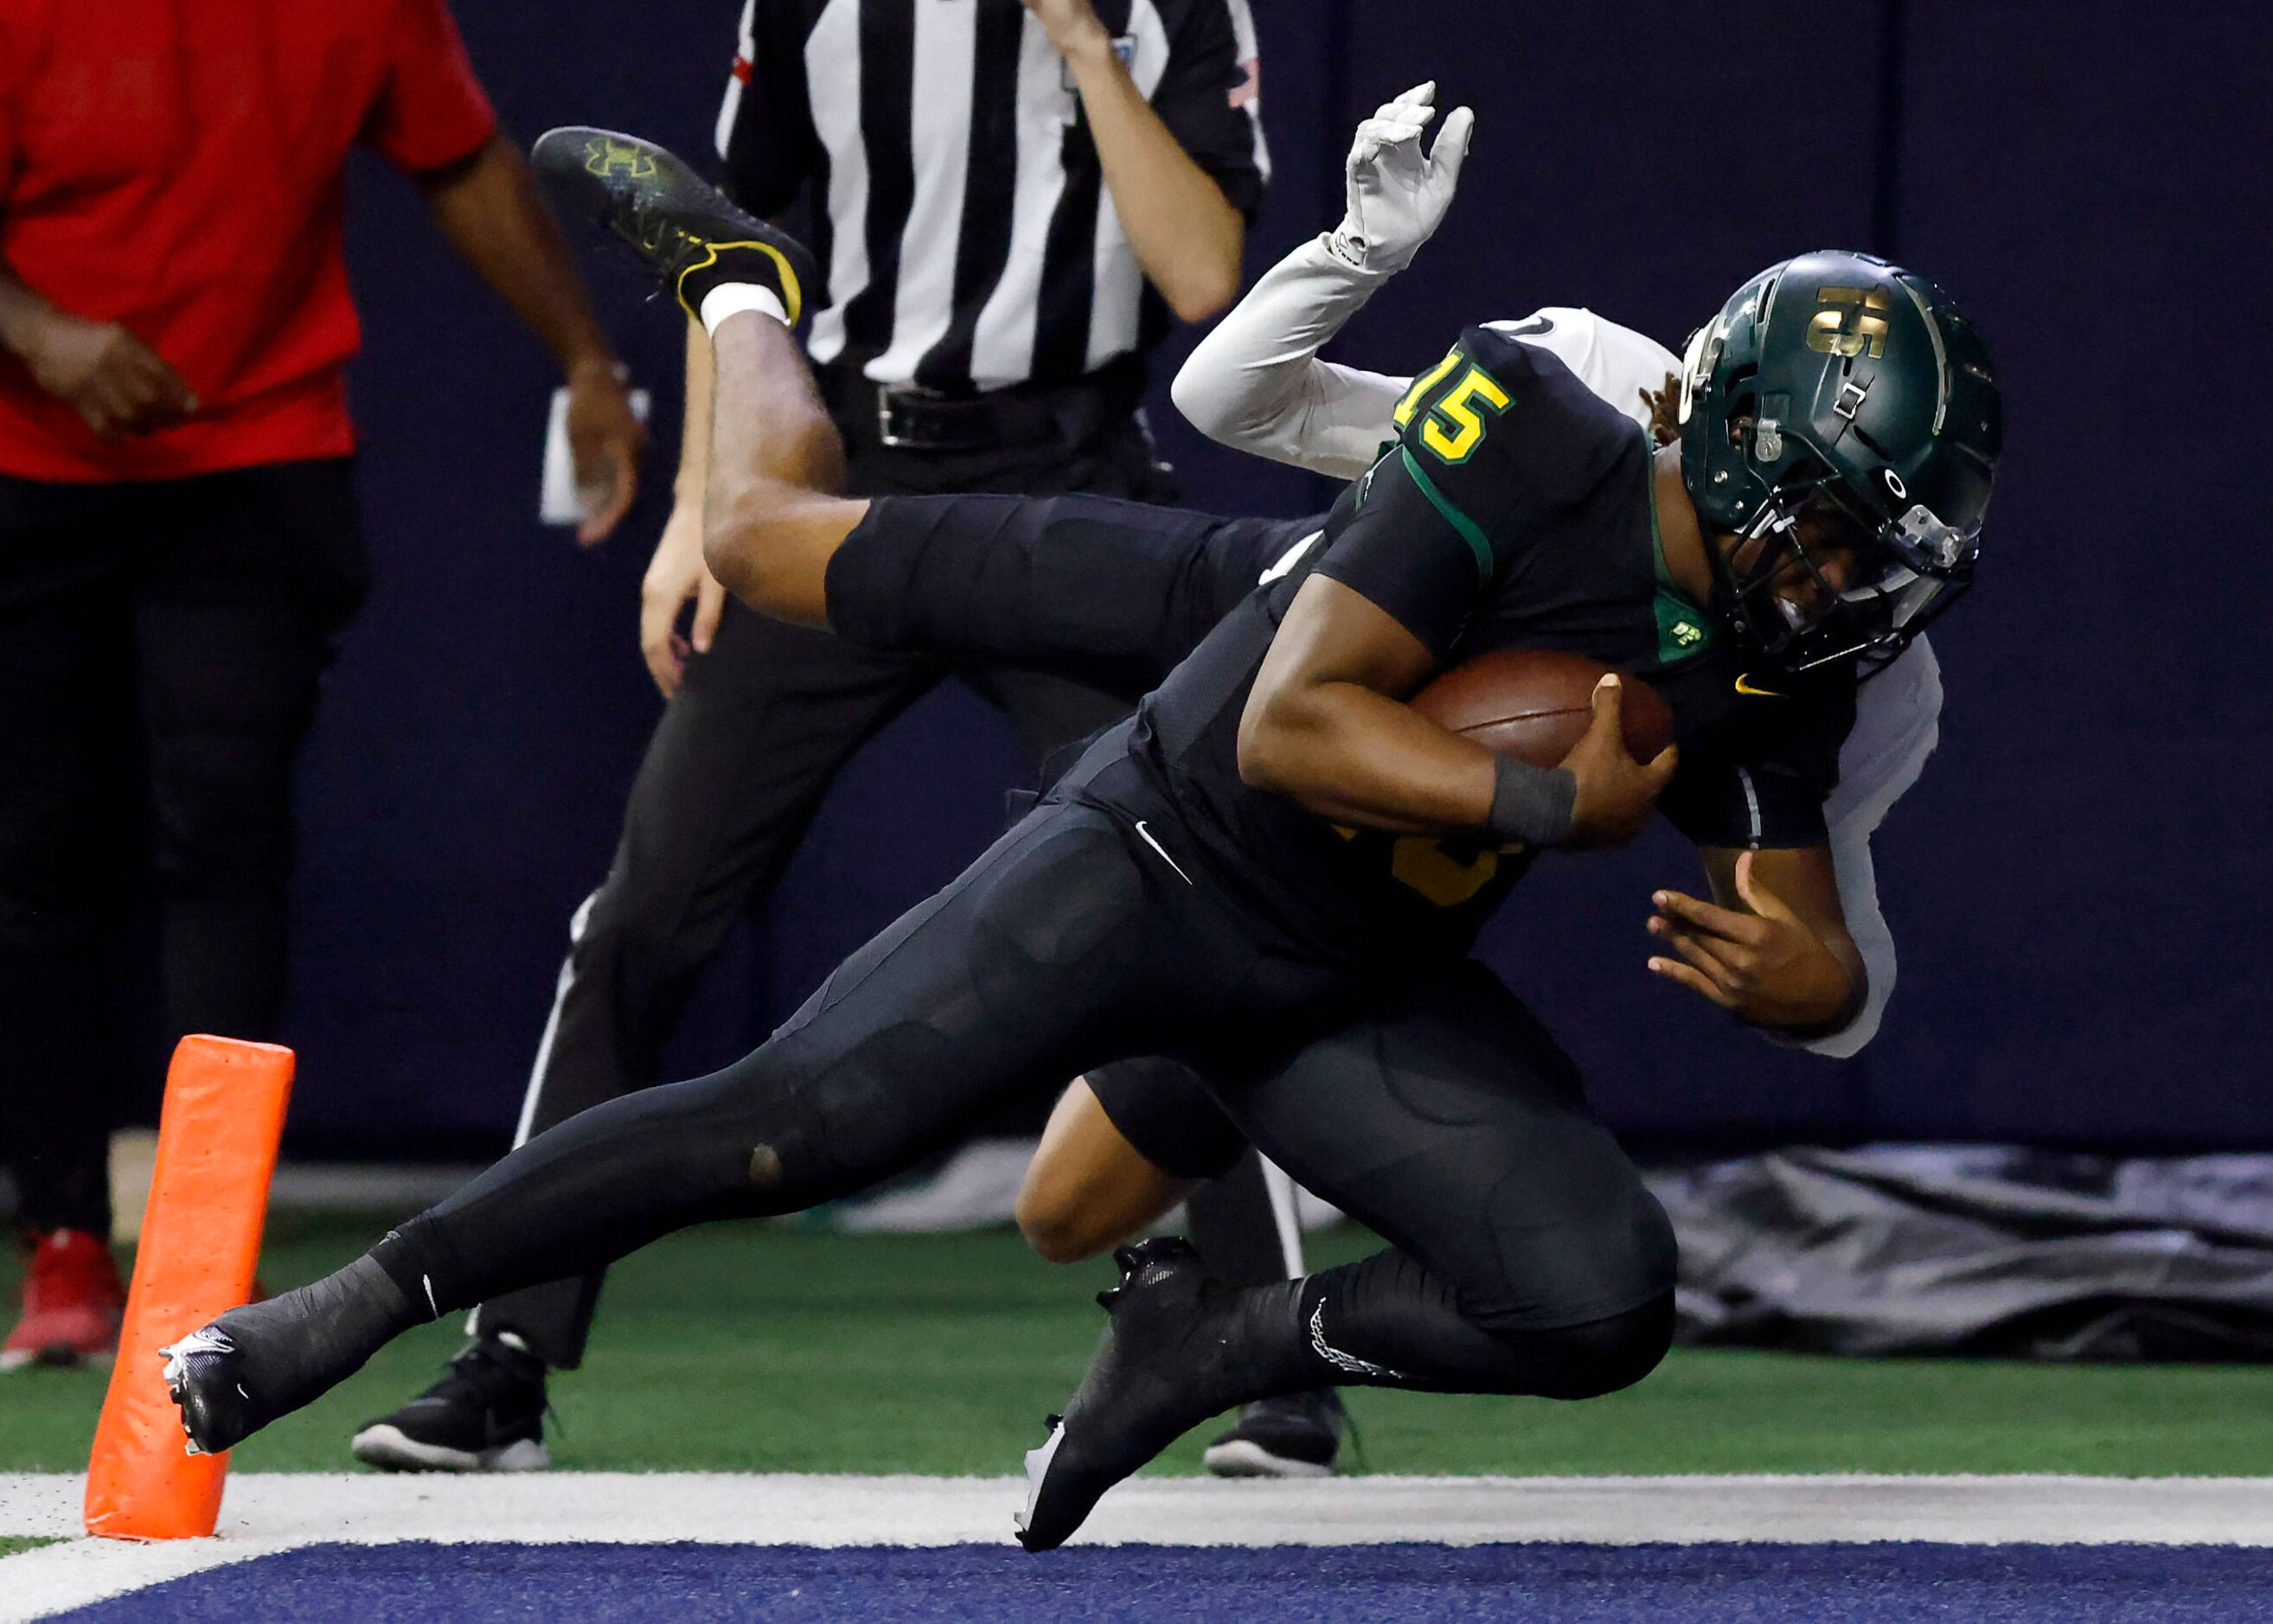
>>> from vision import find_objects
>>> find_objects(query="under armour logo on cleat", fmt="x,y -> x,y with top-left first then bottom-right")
584,137 -> 656,180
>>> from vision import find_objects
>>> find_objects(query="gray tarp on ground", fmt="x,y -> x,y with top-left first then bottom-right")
1648,1146 -> 2273,1360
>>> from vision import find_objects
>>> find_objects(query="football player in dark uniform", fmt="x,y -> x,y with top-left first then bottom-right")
162,128 -> 2000,1550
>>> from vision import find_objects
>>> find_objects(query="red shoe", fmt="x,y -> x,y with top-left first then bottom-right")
2,1230 -> 125,1372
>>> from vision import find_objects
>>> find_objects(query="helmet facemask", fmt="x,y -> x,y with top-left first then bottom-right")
1708,450 -> 1978,673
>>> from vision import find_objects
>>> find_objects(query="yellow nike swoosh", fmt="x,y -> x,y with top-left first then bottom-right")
1734,674 -> 1786,699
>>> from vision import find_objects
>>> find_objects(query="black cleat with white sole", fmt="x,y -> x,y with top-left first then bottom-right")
1017,1237 -> 1292,1552
528,126 -> 816,328
1203,1389 -> 1347,1478
351,1335 -> 551,1474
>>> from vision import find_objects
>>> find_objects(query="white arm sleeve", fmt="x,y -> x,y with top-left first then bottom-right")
1790,636 -> 1943,1058
1169,234 -> 1414,483
1176,267 -> 1684,482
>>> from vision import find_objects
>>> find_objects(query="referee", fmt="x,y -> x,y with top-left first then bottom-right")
355,0 -> 1335,1478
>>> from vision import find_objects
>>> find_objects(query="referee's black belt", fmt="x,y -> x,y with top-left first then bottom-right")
820,355 -> 1146,455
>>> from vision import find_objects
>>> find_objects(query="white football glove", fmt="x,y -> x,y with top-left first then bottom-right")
1328,81 -> 1476,276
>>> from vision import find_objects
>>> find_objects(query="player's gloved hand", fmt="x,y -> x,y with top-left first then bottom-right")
1327,82 -> 1475,276
1647,851 -> 1859,1029
639,497 -> 728,699
1555,675 -> 1676,849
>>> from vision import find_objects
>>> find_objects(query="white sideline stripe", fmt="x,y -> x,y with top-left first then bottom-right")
6,1473 -> 2273,1619
515,890 -> 599,1150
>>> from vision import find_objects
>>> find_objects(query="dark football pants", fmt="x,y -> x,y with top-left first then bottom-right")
393,486 -> 1673,1386
477,417 -> 1181,1369
389,788 -> 1675,1389
828,489 -> 1323,1181
823,490 -> 1318,700
803,487 -> 1675,1348
0,463 -> 364,1238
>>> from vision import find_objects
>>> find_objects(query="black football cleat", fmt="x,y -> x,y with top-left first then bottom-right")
160,1255 -> 416,1457
1017,1237 -> 1276,1552
351,1335 -> 551,1474
158,1320 -> 267,1457
1202,1390 -> 1347,1478
528,126 -> 816,327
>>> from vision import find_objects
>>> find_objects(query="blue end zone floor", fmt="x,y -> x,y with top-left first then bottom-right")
50,1543 -> 2273,1622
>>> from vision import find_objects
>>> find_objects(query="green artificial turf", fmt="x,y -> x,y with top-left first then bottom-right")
2,1215 -> 2267,1477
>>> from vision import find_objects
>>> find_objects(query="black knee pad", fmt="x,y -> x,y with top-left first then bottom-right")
1508,1293 -> 1675,1401
1457,1164 -> 1679,1337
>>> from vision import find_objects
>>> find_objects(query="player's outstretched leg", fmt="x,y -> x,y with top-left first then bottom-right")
161,802 -> 1239,1459
542,125 -> 1318,690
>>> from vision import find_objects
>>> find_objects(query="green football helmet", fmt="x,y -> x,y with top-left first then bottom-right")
1677,250 -> 2002,668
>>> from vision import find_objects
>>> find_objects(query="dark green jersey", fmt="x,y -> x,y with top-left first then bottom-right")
1104,323 -> 1855,970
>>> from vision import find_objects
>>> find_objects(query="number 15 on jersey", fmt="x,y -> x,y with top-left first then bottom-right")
1394,348 -> 1511,464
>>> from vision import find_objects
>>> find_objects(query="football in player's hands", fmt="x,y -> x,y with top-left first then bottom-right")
1409,649 -> 1674,769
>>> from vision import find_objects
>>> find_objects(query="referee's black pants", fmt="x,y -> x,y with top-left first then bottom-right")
0,461 -> 363,1239
472,413 -> 1157,1368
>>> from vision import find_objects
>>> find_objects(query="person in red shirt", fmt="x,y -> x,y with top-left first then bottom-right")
0,0 -> 647,1370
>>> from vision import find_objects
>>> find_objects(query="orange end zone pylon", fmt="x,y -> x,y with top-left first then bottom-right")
84,1035 -> 295,1541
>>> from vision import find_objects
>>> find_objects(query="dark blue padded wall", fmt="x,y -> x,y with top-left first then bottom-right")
1854,2 -> 2273,1144
277,2 -> 2263,1156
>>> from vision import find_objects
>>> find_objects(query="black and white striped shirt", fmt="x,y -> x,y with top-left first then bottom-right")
715,0 -> 1267,393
